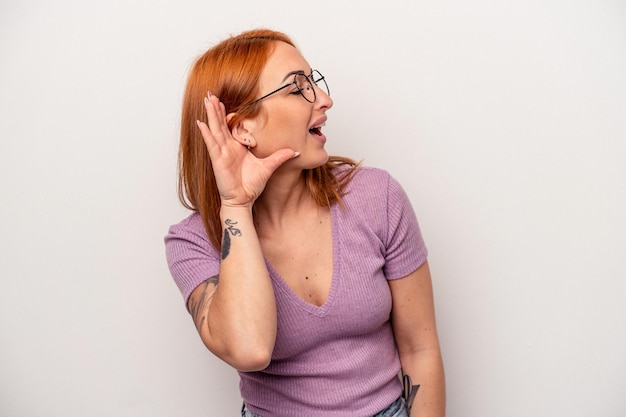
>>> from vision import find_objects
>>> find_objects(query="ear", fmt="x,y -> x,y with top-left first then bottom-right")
227,113 -> 257,148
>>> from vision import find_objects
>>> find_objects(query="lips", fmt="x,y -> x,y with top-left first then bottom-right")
309,116 -> 327,137
308,123 -> 324,136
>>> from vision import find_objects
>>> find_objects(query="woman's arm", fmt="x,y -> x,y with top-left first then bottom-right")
187,205 -> 276,372
187,92 -> 298,372
389,260 -> 446,417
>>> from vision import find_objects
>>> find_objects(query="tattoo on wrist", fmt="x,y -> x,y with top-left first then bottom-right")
221,219 -> 242,260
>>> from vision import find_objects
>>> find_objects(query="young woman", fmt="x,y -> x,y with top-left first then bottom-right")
165,29 -> 445,417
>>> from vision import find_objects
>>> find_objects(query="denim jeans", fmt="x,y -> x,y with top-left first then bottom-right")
241,396 -> 408,417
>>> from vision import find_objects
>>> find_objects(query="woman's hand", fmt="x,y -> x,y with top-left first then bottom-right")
196,92 -> 299,208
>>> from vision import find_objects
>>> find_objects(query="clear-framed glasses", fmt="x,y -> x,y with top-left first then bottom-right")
252,70 -> 329,105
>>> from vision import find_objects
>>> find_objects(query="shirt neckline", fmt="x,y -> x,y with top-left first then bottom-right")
264,203 -> 341,317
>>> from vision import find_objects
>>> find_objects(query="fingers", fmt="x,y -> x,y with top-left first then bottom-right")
262,149 -> 301,174
202,92 -> 230,142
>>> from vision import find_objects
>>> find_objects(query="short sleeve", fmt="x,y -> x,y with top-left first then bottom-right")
164,213 -> 220,308
383,174 -> 428,280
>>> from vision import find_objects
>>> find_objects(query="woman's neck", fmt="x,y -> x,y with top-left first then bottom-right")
254,170 -> 316,229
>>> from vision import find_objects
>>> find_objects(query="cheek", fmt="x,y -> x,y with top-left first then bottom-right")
265,111 -> 308,139
253,101 -> 312,150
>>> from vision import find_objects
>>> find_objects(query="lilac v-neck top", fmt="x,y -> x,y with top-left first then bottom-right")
165,167 -> 428,417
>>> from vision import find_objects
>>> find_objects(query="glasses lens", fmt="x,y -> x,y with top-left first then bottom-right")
294,73 -> 315,103
290,71 -> 329,103
311,70 -> 330,97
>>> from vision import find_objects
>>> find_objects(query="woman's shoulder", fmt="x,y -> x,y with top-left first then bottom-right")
165,211 -> 209,246
336,165 -> 393,194
330,165 -> 391,216
164,211 -> 220,304
354,165 -> 391,181
335,165 -> 413,216
168,211 -> 204,231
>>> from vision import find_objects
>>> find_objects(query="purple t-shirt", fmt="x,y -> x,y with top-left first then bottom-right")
165,167 -> 428,417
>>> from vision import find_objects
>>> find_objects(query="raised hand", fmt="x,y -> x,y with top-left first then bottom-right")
196,92 -> 299,208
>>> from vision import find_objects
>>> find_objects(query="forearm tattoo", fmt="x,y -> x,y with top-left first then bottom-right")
402,374 -> 420,415
221,219 -> 242,260
188,275 -> 219,332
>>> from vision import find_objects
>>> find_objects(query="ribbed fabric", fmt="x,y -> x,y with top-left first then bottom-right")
164,167 -> 428,417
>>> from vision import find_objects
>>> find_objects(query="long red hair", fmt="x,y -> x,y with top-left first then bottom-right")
178,29 -> 358,250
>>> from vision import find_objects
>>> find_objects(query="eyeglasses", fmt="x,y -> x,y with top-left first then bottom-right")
252,70 -> 329,105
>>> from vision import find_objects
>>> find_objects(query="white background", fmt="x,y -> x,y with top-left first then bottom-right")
1,0 -> 625,416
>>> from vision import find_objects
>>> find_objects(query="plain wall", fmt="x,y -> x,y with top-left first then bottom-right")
1,0 -> 624,416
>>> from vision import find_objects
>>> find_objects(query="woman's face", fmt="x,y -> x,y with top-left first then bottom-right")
244,41 -> 333,170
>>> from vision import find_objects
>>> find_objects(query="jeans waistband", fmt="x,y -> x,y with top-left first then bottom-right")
372,396 -> 406,417
242,396 -> 406,417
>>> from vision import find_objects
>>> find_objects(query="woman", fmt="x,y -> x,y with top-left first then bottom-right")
165,29 -> 445,417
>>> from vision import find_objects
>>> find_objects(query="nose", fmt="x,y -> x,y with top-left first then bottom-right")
315,86 -> 333,110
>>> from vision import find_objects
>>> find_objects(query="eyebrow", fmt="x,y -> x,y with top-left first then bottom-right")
280,69 -> 312,83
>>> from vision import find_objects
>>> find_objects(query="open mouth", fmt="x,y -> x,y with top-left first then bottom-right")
309,122 -> 325,136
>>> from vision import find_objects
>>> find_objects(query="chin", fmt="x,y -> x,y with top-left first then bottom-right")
294,151 -> 329,171
310,150 -> 330,168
